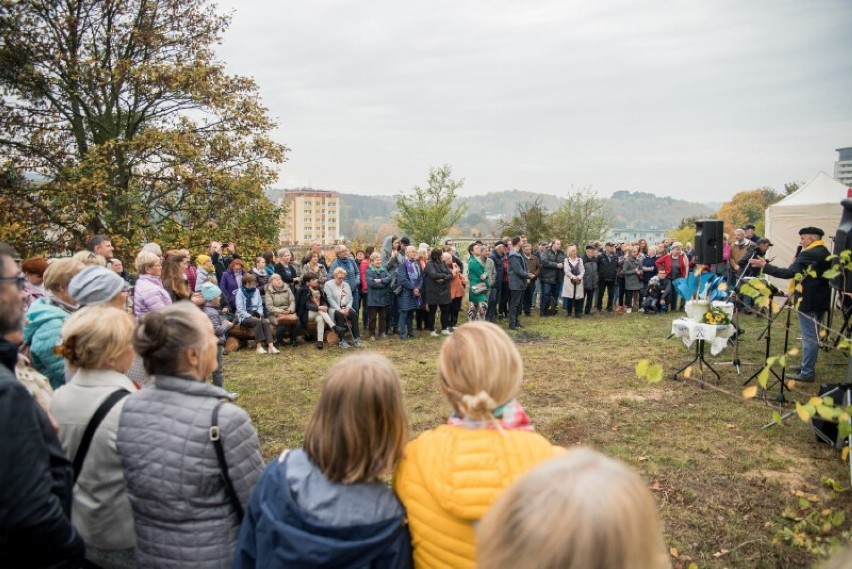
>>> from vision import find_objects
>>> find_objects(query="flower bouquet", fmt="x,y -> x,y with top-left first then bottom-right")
703,305 -> 731,326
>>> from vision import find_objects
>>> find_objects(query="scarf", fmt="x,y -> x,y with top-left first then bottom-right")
265,264 -> 274,276
447,399 -> 534,431
241,286 -> 258,314
568,257 -> 581,276
786,239 -> 826,294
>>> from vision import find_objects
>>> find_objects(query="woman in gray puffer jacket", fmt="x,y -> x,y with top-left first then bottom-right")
117,302 -> 263,568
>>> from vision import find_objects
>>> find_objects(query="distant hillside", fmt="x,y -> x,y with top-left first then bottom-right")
607,191 -> 716,229
268,187 -> 716,240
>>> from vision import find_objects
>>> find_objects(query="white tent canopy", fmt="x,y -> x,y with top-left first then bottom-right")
764,171 -> 850,288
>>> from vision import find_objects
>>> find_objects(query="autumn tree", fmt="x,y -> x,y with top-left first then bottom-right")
394,165 -> 467,247
499,197 -> 551,244
716,188 -> 782,236
668,214 -> 713,248
548,187 -> 611,247
0,0 -> 286,257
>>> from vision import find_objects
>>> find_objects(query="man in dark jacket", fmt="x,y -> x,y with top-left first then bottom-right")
486,242 -> 506,322
538,239 -> 564,316
596,242 -> 619,312
750,227 -> 831,382
210,241 -> 241,283
0,246 -> 85,568
507,237 -> 532,330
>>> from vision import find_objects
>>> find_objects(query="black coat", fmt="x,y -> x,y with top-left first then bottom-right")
538,249 -> 564,283
597,252 -> 619,281
295,285 -> 330,327
423,260 -> 452,306
762,244 -> 832,313
0,343 -> 85,568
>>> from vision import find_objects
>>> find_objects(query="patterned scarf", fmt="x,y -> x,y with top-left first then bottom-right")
447,399 -> 534,431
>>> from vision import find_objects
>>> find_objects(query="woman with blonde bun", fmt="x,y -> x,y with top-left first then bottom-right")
477,448 -> 670,569
393,321 -> 562,568
51,306 -> 139,569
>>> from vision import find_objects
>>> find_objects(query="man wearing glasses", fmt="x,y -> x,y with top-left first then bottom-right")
0,243 -> 85,567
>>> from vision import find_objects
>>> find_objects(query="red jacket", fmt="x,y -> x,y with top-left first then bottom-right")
655,253 -> 689,279
359,259 -> 369,294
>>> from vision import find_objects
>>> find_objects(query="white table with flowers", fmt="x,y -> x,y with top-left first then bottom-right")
670,301 -> 736,382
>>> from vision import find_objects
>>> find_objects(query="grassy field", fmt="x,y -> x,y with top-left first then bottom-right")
225,307 -> 852,568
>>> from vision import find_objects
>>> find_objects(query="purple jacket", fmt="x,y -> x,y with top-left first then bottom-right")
219,269 -> 243,310
133,275 -> 172,317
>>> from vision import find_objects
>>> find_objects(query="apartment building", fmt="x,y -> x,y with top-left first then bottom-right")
278,189 -> 340,245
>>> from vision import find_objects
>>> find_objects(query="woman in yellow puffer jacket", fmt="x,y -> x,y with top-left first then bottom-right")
393,321 -> 563,568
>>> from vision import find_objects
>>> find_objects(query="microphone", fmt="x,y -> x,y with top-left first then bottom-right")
795,245 -> 802,258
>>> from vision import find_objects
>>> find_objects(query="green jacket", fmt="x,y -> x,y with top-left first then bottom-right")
467,256 -> 490,303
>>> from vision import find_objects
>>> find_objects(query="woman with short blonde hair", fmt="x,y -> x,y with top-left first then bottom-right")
477,448 -> 668,569
234,353 -> 412,567
394,322 -> 562,568
51,306 -> 139,568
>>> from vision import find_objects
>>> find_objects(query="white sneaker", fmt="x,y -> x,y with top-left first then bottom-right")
441,329 -> 451,335
626,308 -> 632,313
268,345 -> 280,354
256,346 -> 267,354
430,331 -> 439,337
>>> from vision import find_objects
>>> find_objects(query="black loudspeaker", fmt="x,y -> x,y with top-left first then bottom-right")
812,383 -> 852,449
694,220 -> 724,265
832,199 -> 852,292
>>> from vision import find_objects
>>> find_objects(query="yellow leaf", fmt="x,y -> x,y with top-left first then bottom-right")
743,386 -> 759,399
635,359 -> 650,378
670,547 -> 679,558
684,366 -> 693,379
809,397 -> 823,407
843,447 -> 850,461
788,347 -> 799,356
796,402 -> 811,422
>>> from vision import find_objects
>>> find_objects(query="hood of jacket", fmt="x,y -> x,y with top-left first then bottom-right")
381,235 -> 395,258
23,298 -> 71,345
236,451 -> 408,568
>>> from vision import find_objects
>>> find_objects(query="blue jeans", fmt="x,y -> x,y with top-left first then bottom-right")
398,309 -> 415,338
798,311 -> 824,377
540,281 -> 558,315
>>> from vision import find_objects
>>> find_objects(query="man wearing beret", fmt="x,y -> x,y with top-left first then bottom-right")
750,227 -> 831,382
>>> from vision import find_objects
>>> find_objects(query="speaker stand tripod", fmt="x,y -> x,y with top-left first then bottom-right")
743,295 -> 793,404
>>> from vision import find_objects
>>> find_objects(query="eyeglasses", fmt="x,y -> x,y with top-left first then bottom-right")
0,275 -> 26,291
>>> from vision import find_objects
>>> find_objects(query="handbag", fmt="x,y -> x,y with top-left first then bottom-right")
276,312 -> 299,324
472,282 -> 488,295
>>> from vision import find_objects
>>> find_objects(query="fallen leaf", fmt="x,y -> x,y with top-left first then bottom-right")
637,456 -> 648,462
670,547 -> 679,558
742,386 -> 758,399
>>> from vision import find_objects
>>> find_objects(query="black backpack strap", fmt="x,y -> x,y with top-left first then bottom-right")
211,400 -> 244,521
73,389 -> 130,483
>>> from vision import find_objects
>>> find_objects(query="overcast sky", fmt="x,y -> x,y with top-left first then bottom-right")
215,0 -> 852,201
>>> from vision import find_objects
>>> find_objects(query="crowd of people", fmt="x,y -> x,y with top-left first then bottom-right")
1,235 -> 673,568
0,217 -> 837,567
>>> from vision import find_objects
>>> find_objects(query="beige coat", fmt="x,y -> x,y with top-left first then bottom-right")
264,284 -> 297,326
50,368 -> 139,551
561,256 -> 585,299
